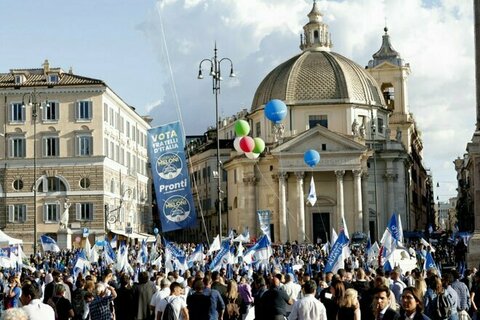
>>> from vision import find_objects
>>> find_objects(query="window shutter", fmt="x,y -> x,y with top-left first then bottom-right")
75,136 -> 79,156
75,101 -> 79,119
43,204 -> 47,222
76,203 -> 81,220
88,101 -> 92,119
55,102 -> 60,121
8,205 -> 13,222
21,105 -> 26,121
21,205 -> 26,222
89,136 -> 93,155
89,204 -> 94,220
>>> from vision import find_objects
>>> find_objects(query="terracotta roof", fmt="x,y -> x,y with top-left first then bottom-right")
0,68 -> 105,88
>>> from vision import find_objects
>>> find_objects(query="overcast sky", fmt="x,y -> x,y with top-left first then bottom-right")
0,0 -> 474,204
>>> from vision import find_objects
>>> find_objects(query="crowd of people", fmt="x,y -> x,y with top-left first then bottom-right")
0,236 -> 475,320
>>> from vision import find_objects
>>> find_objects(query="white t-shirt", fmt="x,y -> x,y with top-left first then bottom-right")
23,299 -> 56,320
157,295 -> 187,320
151,287 -> 171,315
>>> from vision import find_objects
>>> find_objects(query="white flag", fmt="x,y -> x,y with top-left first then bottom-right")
208,235 -> 221,254
306,175 -> 317,206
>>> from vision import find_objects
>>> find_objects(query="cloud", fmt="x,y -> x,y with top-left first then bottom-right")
141,0 -> 473,202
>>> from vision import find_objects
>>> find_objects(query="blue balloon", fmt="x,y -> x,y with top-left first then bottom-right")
153,228 -> 159,235
304,149 -> 320,167
264,99 -> 287,124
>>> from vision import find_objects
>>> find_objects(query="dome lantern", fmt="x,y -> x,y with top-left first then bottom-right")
300,0 -> 332,52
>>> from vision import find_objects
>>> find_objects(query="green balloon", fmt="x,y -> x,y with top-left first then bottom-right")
235,120 -> 250,137
253,137 -> 265,154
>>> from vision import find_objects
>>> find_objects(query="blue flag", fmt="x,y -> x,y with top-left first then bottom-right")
424,251 -> 441,276
387,213 -> 401,243
324,230 -> 349,273
148,122 -> 197,232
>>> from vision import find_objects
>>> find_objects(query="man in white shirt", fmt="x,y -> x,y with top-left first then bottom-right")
282,273 -> 301,316
20,281 -> 55,320
157,282 -> 189,320
150,277 -> 171,316
288,280 -> 327,320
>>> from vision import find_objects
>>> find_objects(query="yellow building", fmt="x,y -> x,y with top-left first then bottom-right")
0,60 -> 152,252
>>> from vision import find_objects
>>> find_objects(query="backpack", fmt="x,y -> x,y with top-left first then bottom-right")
162,298 -> 177,320
226,297 -> 240,320
435,291 -> 453,320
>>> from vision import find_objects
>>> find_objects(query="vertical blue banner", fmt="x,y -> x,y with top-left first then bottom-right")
148,122 -> 197,232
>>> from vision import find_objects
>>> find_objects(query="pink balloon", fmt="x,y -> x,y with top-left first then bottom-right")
239,136 -> 255,153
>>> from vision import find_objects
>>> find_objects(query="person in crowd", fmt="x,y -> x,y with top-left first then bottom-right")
151,277 -> 171,317
211,271 -> 228,301
133,271 -> 156,320
372,285 -> 400,320
337,288 -> 361,320
282,273 -> 301,317
20,280 -> 55,320
288,279 -> 327,320
157,281 -> 189,320
187,279 -> 211,320
4,275 -> 21,309
72,278 -> 87,320
203,274 -> 225,320
48,283 -> 75,320
114,274 -> 135,320
391,268 -> 408,306
441,272 -> 459,320
320,278 -> 345,320
224,279 -> 243,320
399,287 -> 431,320
43,270 -> 72,304
237,275 -> 254,319
253,276 -> 268,320
259,274 -> 293,320
2,307 -> 29,320
89,282 -> 117,320
450,270 -> 470,318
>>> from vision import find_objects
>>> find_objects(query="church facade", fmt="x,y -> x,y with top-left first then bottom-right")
188,2 -> 433,243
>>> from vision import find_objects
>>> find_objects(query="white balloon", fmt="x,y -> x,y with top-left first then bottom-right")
245,152 -> 260,160
234,137 -> 244,154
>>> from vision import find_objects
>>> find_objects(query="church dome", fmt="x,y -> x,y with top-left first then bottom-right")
251,2 -> 385,111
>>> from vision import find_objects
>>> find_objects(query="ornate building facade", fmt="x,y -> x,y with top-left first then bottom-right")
0,60 -> 152,252
187,2 -> 432,243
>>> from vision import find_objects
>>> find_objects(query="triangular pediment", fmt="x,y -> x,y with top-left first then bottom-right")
272,125 -> 367,154
270,125 -> 368,171
371,61 -> 401,70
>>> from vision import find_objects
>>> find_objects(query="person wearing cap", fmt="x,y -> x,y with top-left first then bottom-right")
399,287 -> 430,320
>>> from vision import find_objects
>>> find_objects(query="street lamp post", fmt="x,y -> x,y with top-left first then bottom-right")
105,188 -> 132,232
198,44 -> 235,239
22,89 -> 47,254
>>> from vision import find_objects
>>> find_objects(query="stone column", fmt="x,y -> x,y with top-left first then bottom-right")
243,176 -> 257,234
295,172 -> 306,243
335,170 -> 345,231
384,173 -> 396,217
353,169 -> 363,233
278,172 -> 288,243
361,171 -> 370,234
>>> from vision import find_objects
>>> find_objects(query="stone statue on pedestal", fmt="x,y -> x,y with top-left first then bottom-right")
59,199 -> 71,230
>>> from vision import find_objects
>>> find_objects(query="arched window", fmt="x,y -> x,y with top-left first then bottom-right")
381,83 -> 395,111
110,178 -> 116,193
233,197 -> 238,209
313,30 -> 319,43
38,176 -> 67,192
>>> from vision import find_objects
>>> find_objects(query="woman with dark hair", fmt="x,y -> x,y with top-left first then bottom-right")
133,271 -> 156,320
399,287 -> 431,320
320,279 -> 345,320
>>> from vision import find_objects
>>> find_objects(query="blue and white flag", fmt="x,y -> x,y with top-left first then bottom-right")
324,230 -> 349,273
210,240 -> 231,272
243,234 -> 272,264
188,244 -> 205,267
424,251 -> 441,276
380,213 -> 402,260
306,175 -> 317,206
137,240 -> 148,264
331,228 -> 338,248
163,238 -> 188,272
110,235 -> 118,249
40,235 -> 60,253
257,210 -> 271,239
104,240 -> 117,265
148,122 -> 197,232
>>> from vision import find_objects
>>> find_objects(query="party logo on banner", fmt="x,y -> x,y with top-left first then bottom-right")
148,121 -> 197,232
